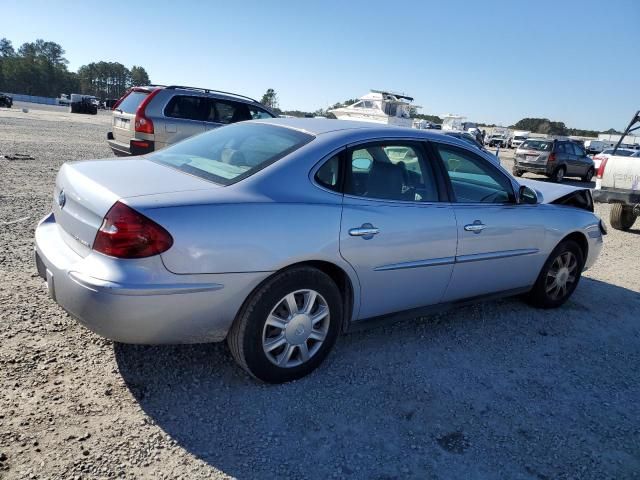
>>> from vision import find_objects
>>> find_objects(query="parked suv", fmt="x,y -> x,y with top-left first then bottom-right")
512,139 -> 595,183
107,85 -> 277,156
0,92 -> 13,108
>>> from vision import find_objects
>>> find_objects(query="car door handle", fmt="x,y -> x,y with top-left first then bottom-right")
349,224 -> 379,239
464,222 -> 486,233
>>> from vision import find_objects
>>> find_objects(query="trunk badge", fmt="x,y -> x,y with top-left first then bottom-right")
57,190 -> 66,208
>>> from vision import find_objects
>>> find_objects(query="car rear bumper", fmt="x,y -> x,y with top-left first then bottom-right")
107,133 -> 155,157
592,187 -> 640,205
34,212 -> 270,344
514,161 -> 550,174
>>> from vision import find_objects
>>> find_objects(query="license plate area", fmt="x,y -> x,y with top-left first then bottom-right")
114,117 -> 130,129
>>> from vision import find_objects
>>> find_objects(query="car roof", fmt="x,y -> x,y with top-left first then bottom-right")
253,117 -> 439,137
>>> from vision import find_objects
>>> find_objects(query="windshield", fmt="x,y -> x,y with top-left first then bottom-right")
521,139 -> 553,151
514,136 -> 527,140
633,151 -> 640,157
602,149 -> 634,157
148,123 -> 314,185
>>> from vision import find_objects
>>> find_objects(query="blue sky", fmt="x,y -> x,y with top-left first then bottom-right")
4,0 -> 639,130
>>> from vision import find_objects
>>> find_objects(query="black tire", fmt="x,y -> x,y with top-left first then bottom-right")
581,167 -> 595,182
526,240 -> 584,309
609,204 -> 636,231
551,166 -> 566,183
512,167 -> 523,177
227,266 -> 343,383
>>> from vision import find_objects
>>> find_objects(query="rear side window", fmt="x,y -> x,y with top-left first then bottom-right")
315,154 -> 341,192
522,139 -> 553,151
344,143 -> 438,202
164,95 -> 208,121
148,123 -> 313,185
556,143 -> 568,154
116,91 -> 149,114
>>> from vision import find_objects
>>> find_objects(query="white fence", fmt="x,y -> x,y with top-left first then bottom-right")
5,93 -> 61,106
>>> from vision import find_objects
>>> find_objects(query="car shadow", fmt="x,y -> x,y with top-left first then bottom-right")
114,277 -> 640,479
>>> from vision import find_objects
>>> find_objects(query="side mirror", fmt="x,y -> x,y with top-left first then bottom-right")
518,185 -> 538,205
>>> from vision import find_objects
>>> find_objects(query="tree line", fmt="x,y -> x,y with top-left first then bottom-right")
509,118 -> 618,137
0,37 -> 150,100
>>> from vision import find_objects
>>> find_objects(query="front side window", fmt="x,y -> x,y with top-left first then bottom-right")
435,144 -> 514,203
149,123 -> 313,185
164,95 -> 208,121
572,143 -> 586,156
212,100 -> 252,124
344,143 -> 438,202
249,106 -> 275,119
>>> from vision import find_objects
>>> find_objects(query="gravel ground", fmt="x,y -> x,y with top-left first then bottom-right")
1,103 -> 639,480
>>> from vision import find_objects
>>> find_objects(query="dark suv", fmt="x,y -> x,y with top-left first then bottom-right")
107,85 -> 277,156
513,139 -> 595,183
0,92 -> 13,108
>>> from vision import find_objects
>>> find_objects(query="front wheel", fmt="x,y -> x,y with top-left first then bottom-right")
227,267 -> 342,383
610,204 -> 636,231
526,240 -> 584,308
512,167 -> 523,177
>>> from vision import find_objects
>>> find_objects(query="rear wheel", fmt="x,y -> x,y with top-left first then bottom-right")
581,167 -> 595,182
526,240 -> 584,308
609,204 -> 636,231
551,166 -> 565,183
512,167 -> 523,177
227,266 -> 342,383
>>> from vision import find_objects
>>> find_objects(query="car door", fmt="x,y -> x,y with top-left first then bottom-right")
555,142 -> 575,175
571,143 -> 592,176
161,95 -> 206,146
337,141 -> 458,320
432,142 -> 547,302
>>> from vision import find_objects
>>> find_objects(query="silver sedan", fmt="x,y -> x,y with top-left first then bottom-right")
35,118 -> 605,383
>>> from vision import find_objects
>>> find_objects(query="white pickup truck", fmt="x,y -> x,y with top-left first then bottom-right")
593,111 -> 640,231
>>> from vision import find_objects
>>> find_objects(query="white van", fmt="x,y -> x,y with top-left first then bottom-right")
511,130 -> 530,149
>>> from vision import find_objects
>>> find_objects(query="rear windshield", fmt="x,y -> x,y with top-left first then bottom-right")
116,90 -> 150,114
148,123 -> 314,185
521,139 -> 553,151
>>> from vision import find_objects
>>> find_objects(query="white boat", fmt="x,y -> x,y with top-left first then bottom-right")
329,90 -> 416,128
441,114 -> 466,131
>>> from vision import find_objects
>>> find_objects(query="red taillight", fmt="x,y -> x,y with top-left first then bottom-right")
548,153 -> 556,163
93,201 -> 173,259
596,157 -> 608,179
134,88 -> 161,134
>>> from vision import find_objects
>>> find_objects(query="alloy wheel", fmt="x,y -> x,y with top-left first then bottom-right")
262,289 -> 330,368
545,251 -> 578,300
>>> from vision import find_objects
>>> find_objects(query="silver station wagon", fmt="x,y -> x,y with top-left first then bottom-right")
35,119 -> 604,383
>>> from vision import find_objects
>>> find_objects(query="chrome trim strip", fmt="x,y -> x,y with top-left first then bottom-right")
68,271 -> 223,296
374,256 -> 455,272
455,248 -> 539,264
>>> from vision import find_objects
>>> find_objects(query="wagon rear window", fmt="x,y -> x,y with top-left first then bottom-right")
148,123 -> 313,185
115,91 -> 150,114
521,140 -> 553,151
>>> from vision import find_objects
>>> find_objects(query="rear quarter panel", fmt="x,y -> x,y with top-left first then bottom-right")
149,202 -> 345,274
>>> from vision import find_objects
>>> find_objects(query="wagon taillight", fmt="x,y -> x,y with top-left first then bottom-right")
93,201 -> 173,259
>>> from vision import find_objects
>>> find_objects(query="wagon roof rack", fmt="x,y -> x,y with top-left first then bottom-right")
165,85 -> 260,104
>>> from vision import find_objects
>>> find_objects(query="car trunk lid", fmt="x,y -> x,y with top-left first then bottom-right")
53,158 -> 218,256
